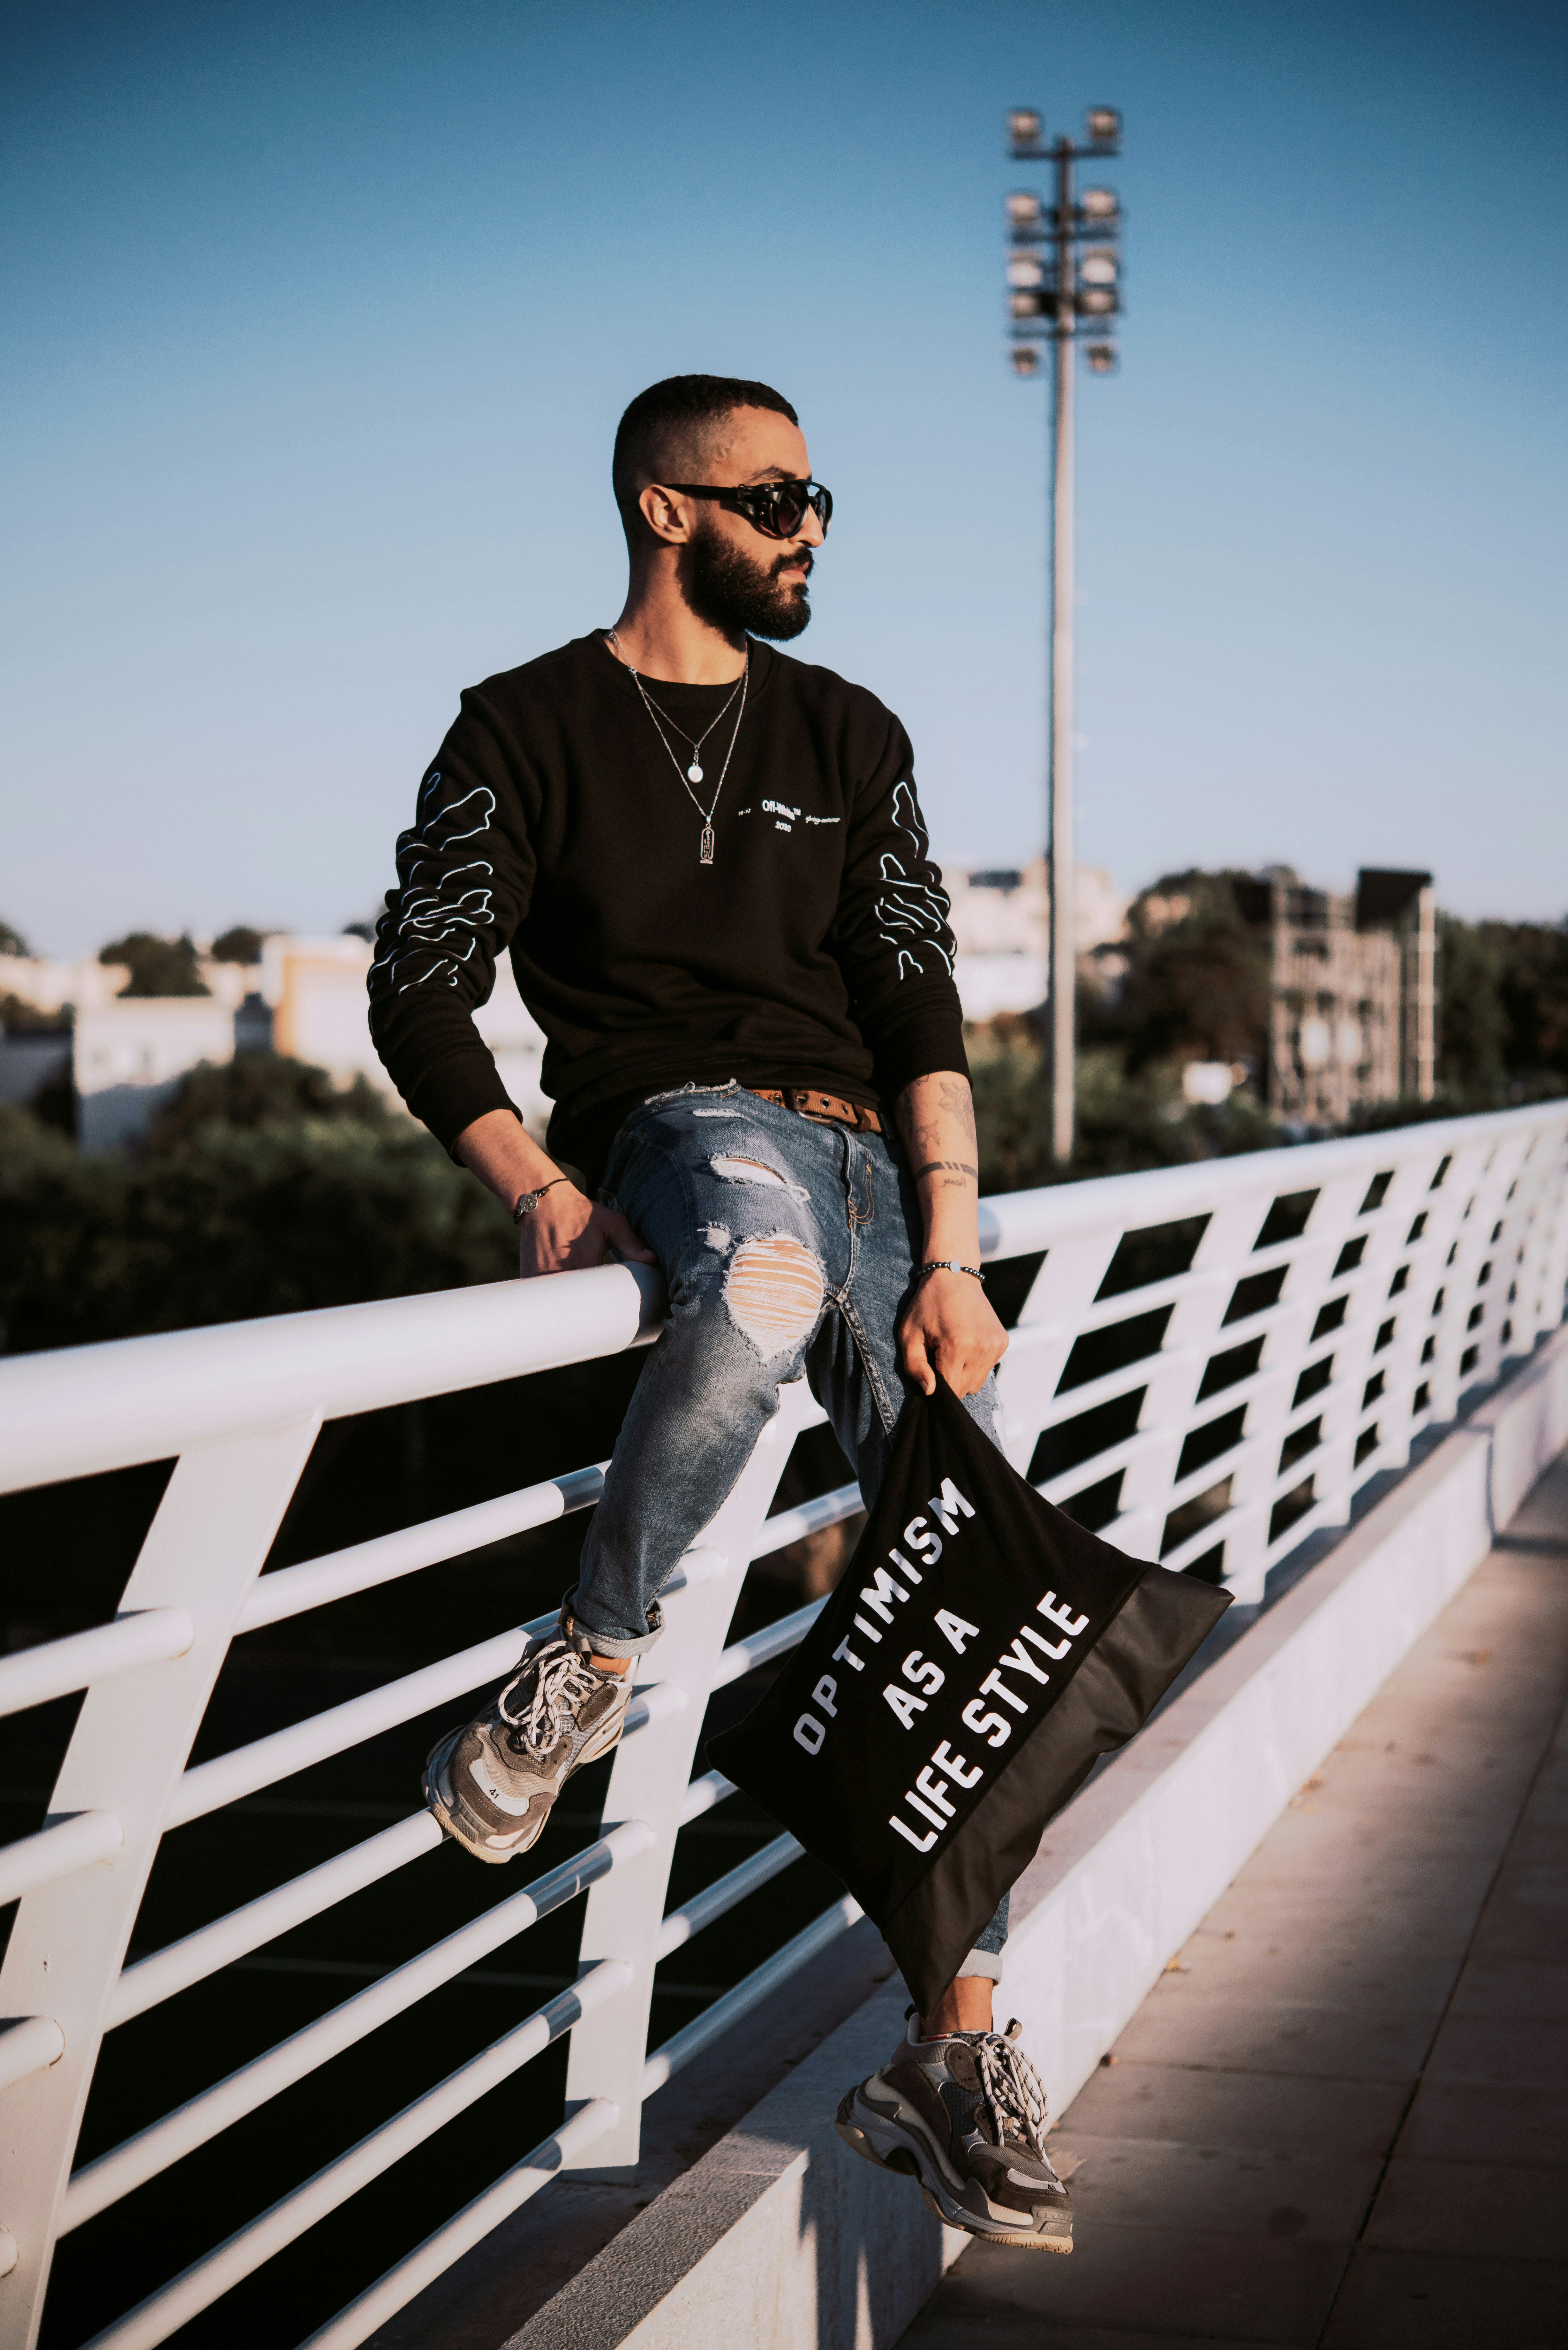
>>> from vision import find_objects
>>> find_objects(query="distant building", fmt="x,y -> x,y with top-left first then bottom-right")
1230,868 -> 1436,1125
1,949 -> 253,1146
944,859 -> 1127,1022
261,935 -> 375,1083
74,997 -> 239,1149
260,934 -> 550,1135
1,935 -> 559,1149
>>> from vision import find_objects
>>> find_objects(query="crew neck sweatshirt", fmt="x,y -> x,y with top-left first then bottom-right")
367,631 -> 966,1186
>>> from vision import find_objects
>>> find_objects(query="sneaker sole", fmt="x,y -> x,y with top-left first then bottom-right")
423,1712 -> 630,1866
835,2090 -> 1073,2253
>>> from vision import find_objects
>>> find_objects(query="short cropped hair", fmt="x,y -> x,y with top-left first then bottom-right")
612,374 -> 798,541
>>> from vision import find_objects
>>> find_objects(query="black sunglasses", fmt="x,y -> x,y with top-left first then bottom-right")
660,477 -> 833,540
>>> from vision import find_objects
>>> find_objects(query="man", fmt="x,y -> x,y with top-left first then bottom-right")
369,375 -> 1072,2251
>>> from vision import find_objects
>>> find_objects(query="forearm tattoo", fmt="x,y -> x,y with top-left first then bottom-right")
896,1076 -> 980,1189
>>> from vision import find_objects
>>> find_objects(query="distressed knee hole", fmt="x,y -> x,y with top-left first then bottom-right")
709,1153 -> 806,1197
723,1232 -> 825,1358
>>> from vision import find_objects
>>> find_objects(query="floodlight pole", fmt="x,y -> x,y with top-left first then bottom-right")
1048,139 -> 1077,1167
1005,106 -> 1122,1165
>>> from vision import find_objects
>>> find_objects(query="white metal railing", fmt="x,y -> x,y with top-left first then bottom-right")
0,1102 -> 1564,2350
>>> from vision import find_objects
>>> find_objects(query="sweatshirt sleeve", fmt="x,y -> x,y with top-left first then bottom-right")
827,711 -> 969,1101
367,688 -> 537,1153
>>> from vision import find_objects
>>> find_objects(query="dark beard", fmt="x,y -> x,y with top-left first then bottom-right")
686,518 -> 813,641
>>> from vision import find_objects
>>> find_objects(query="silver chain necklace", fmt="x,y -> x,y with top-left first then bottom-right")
607,630 -> 750,866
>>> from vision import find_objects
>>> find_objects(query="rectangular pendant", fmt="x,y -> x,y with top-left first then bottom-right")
700,824 -> 715,865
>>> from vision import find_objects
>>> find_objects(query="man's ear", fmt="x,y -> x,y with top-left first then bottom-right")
638,483 -> 694,545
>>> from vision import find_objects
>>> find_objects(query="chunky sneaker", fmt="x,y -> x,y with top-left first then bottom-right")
423,1621 -> 633,1865
836,2013 -> 1073,2250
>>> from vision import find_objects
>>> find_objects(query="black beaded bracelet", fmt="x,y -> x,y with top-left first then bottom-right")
918,1259 -> 985,1282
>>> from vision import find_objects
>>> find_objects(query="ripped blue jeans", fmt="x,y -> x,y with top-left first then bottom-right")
569,1080 -> 1008,1980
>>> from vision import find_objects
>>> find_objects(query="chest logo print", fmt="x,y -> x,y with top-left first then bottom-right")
752,798 -> 841,835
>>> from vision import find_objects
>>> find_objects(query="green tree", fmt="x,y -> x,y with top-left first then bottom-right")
0,1056 -> 513,1355
969,1024 -> 1277,1193
211,925 -> 266,966
99,931 -> 210,997
1110,872 -> 1271,1075
1489,919 -> 1568,1085
1437,916 -> 1509,1103
141,1051 -> 393,1150
0,992 -> 69,1035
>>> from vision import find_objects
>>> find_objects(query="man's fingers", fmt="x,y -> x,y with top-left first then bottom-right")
603,1210 -> 657,1263
903,1325 -> 937,1398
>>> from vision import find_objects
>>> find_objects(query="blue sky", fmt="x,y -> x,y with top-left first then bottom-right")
5,0 -> 1565,955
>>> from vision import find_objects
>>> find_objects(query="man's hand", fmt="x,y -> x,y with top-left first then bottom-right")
453,1107 -> 656,1281
898,1268 -> 1008,1399
516,1185 -> 655,1278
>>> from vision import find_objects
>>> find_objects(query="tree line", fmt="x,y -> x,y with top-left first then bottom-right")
2,892 -> 1564,1353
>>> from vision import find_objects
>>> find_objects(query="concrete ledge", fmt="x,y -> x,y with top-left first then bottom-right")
506,1323 -> 1568,2350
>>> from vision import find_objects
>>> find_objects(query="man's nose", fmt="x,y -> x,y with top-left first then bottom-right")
794,508 -> 826,550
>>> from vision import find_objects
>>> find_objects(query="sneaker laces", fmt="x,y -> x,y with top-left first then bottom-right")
496,1641 -> 609,1753
971,2022 -> 1051,2164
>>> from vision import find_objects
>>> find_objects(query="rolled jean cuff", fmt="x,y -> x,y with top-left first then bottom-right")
957,1946 -> 1004,1984
562,1593 -> 664,1659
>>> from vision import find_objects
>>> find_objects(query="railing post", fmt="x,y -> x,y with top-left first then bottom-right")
1173,1195 -> 1282,1603
561,1382 -> 816,2175
1534,1131 -> 1568,1343
0,1416 -> 319,2350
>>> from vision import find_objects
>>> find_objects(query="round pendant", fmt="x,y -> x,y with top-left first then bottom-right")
687,762 -> 704,783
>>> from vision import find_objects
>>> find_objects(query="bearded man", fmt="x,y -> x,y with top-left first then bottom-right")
368,374 -> 1074,2251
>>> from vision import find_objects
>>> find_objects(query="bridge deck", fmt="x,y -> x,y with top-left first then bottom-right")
904,1452 -> 1568,2350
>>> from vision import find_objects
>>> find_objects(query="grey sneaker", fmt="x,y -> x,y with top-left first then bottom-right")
836,2014 -> 1073,2250
423,1621 -> 633,1865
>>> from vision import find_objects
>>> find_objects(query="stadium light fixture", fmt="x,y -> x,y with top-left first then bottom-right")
1000,103 -> 1126,1165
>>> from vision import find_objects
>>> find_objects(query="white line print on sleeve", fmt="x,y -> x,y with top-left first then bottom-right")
875,780 -> 954,981
370,771 -> 499,995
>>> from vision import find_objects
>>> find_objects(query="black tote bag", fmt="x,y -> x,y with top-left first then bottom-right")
708,1378 -> 1231,2013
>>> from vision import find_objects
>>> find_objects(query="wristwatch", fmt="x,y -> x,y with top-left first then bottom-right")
512,1177 -> 570,1224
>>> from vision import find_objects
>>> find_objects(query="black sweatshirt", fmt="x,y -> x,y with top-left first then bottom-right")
368,631 -> 967,1185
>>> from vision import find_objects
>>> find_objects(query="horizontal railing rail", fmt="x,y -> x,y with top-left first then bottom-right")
0,1101 -> 1564,2350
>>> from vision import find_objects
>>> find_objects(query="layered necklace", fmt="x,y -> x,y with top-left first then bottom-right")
606,629 -> 750,867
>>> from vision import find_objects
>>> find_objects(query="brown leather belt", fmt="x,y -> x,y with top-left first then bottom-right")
747,1085 -> 883,1135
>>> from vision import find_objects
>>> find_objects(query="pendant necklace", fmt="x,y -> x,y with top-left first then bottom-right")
607,631 -> 750,866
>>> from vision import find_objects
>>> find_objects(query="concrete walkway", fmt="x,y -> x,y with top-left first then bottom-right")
902,1453 -> 1568,2350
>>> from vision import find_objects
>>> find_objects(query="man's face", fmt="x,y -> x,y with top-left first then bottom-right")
656,407 -> 825,641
